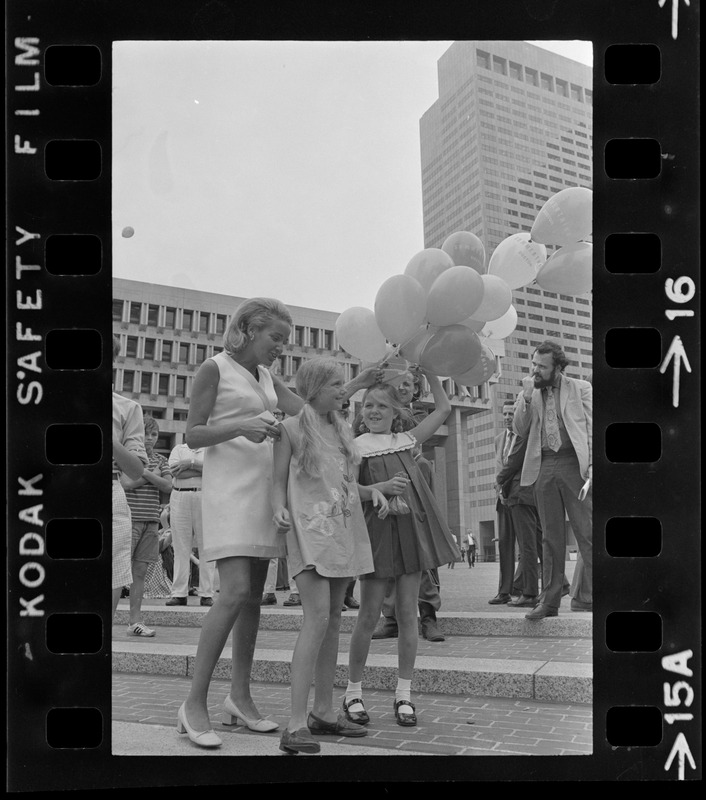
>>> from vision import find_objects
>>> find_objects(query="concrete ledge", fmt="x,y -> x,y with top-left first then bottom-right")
112,643 -> 592,704
115,607 -> 592,639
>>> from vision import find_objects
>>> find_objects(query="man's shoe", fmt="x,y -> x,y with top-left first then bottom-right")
120,587 -> 130,598
166,596 -> 187,606
508,595 -> 538,608
420,617 -> 445,642
127,622 -> 156,637
283,593 -> 301,607
371,619 -> 398,639
525,604 -> 558,620
188,588 -> 199,597
260,593 -> 277,606
570,600 -> 593,612
488,593 -> 512,605
200,597 -> 213,607
343,596 -> 360,609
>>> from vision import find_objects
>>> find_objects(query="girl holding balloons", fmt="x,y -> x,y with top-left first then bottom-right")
342,371 -> 460,728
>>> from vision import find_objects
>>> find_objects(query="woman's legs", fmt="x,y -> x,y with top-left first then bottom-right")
394,572 -> 422,680
183,556 -> 260,731
228,558 -> 269,718
310,576 -> 349,722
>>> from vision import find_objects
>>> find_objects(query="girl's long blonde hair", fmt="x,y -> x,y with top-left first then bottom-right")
295,358 -> 360,477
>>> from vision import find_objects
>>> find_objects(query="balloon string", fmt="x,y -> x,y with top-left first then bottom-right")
376,324 -> 429,366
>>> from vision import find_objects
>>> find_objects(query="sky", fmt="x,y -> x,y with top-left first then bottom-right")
113,40 -> 593,314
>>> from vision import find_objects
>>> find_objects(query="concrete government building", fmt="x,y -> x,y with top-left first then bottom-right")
113,40 -> 592,561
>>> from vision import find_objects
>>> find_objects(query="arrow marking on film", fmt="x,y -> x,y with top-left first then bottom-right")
659,335 -> 691,408
664,732 -> 696,780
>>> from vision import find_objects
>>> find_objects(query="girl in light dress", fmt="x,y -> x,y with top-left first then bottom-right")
342,372 -> 460,728
272,358 -> 387,754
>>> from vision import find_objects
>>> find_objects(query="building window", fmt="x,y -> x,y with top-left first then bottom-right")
173,410 -> 188,421
540,73 -> 554,92
147,304 -> 159,327
476,49 -> 490,69
112,299 -> 124,321
164,307 -> 176,328
125,336 -> 138,358
129,302 -> 141,324
196,344 -> 206,364
556,79 -> 569,97
509,61 -> 522,81
199,312 -> 210,334
310,329 -> 319,348
179,343 -> 190,363
492,56 -> 507,75
585,89 -> 593,104
158,374 -> 169,395
215,314 -> 227,334
525,68 -> 538,86
141,372 -> 152,394
570,84 -> 583,102
182,309 -> 194,331
294,326 -> 305,347
324,330 -> 333,349
175,376 -> 187,397
122,370 -> 135,392
144,338 -> 156,360
161,341 -> 173,363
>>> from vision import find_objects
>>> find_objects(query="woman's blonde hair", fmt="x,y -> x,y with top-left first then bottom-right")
223,297 -> 292,356
295,358 -> 360,477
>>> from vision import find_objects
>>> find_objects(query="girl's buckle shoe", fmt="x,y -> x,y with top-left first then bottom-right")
342,697 -> 370,725
393,699 -> 417,727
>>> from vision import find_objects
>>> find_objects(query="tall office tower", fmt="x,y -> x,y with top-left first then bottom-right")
420,41 -> 593,558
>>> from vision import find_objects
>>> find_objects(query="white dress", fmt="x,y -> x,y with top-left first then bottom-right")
201,352 -> 286,562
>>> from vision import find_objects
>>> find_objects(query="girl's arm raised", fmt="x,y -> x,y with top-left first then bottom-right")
271,373 -> 305,417
272,426 -> 293,532
408,371 -> 452,445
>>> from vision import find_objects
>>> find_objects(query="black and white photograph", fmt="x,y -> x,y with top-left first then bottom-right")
6,0 -> 700,788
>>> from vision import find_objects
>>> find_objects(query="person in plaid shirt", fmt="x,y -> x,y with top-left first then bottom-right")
121,414 -> 173,636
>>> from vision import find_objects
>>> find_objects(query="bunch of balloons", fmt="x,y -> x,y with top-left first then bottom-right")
335,186 -> 592,387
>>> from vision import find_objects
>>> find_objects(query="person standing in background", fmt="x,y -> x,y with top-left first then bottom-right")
167,441 -> 215,607
513,341 -> 592,619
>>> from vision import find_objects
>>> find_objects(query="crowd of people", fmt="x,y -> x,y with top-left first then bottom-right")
112,298 -> 591,754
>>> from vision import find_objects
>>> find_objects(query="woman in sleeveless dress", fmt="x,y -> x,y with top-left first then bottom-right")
176,298 -> 304,748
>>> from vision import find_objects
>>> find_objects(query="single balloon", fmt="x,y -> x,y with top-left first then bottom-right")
335,307 -> 389,362
425,266 -> 485,326
418,325 -> 482,377
531,187 -> 592,246
535,242 -> 593,296
487,232 -> 547,289
467,274 -> 513,322
121,226 -> 135,238
374,274 -> 427,344
453,343 -> 497,386
441,231 -> 486,274
481,305 -> 518,340
403,248 -> 455,294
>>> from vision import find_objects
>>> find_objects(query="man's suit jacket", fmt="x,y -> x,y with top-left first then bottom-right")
496,433 -> 535,506
513,373 -> 592,486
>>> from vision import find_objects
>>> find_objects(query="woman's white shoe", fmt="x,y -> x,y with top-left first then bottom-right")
222,695 -> 279,732
176,703 -> 222,748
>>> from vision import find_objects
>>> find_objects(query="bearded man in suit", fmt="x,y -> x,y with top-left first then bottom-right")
513,341 -> 592,619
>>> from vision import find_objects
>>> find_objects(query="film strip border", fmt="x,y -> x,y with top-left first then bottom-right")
5,0 -> 700,788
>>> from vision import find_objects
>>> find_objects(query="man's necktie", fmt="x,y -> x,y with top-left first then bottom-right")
502,430 -> 513,464
545,387 -> 561,452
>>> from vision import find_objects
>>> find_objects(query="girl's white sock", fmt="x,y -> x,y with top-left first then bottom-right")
395,677 -> 412,704
345,680 -> 363,709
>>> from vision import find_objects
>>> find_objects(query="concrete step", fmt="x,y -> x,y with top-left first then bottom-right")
112,615 -> 592,705
116,605 -> 592,639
